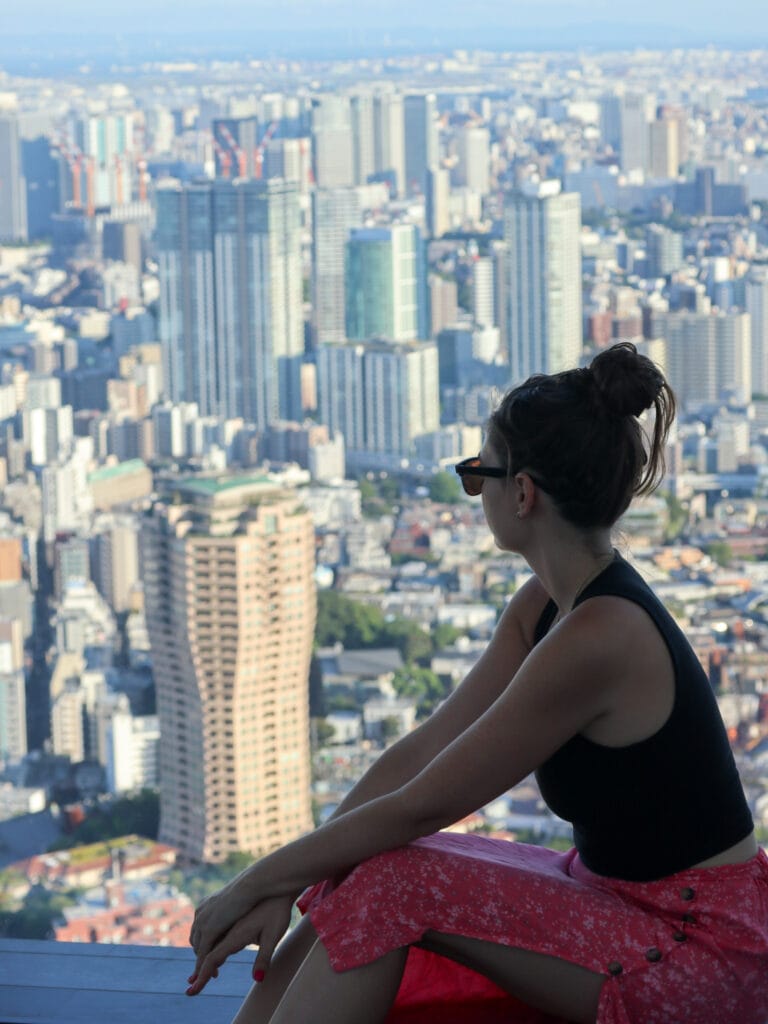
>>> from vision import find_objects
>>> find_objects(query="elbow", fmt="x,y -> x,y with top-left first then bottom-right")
392,783 -> 454,842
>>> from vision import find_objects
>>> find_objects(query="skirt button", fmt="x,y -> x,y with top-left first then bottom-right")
679,886 -> 695,901
682,913 -> 696,924
607,961 -> 623,976
646,947 -> 663,962
673,931 -> 687,942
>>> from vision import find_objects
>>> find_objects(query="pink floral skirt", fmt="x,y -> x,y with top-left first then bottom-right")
298,833 -> 768,1024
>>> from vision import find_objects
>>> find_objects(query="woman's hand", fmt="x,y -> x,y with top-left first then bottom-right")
186,895 -> 294,995
188,870 -> 260,970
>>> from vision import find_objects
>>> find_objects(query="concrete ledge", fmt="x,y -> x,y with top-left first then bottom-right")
0,938 -> 253,1023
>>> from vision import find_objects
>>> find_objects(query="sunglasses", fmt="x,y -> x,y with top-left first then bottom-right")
454,456 -> 508,496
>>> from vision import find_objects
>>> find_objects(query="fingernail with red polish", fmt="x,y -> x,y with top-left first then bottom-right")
253,968 -> 265,982
187,974 -> 197,984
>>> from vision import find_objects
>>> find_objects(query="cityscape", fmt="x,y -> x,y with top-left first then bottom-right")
0,22 -> 768,960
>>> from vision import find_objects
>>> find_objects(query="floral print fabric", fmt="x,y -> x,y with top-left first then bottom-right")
298,833 -> 768,1023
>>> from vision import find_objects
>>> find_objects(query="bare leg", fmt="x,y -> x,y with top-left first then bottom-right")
419,930 -> 606,1024
231,915 -> 318,1024
268,937 -> 408,1024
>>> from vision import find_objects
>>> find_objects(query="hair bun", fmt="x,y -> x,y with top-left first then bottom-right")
589,342 -> 663,418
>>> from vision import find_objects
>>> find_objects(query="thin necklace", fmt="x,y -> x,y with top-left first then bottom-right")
553,550 -> 615,626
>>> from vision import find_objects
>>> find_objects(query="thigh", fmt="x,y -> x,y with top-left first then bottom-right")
418,930 -> 606,1024
231,914 -> 319,1024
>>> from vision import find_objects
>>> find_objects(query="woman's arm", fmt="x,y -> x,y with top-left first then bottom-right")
322,574 -> 550,823
188,578 -> 549,972
191,596 -> 620,988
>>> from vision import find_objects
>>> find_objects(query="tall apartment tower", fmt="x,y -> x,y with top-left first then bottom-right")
620,93 -> 656,176
651,309 -> 752,407
141,474 -> 316,863
157,178 -> 303,427
345,224 -> 427,342
312,188 -> 364,345
0,115 -> 27,242
746,268 -> 768,396
425,166 -> 450,240
504,181 -> 582,381
454,125 -> 491,196
311,96 -> 354,188
372,93 -> 405,197
350,94 -> 375,187
0,617 -> 26,764
403,93 -> 439,196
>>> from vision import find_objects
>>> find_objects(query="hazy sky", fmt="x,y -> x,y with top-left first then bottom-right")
1,0 -> 766,53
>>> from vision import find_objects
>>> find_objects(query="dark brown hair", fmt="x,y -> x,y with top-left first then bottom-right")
487,342 -> 676,529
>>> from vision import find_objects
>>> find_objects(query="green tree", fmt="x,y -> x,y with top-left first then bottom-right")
382,618 -> 433,665
392,665 -> 449,718
705,541 -> 733,567
428,471 -> 461,504
47,789 -> 159,851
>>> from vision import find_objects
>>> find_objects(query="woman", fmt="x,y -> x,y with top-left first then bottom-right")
187,343 -> 767,1024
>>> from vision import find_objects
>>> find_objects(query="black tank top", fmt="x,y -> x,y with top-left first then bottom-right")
534,552 -> 753,881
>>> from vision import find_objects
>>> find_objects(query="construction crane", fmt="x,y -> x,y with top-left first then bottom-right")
217,123 -> 247,178
254,120 -> 279,179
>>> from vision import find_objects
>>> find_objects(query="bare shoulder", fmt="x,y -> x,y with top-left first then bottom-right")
494,573 -> 552,650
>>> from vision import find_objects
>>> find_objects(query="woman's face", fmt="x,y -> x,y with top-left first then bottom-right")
479,438 -> 518,551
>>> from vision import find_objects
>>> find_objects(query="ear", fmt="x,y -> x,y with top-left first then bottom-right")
513,472 -> 537,519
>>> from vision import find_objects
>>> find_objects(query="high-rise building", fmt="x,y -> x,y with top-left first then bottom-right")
362,340 -> 440,464
141,474 -> 316,863
345,224 -> 427,342
157,178 -> 303,427
70,113 -> 137,208
350,94 -> 375,187
372,93 -> 405,197
21,134 -> 59,241
746,268 -> 768,396
504,181 -> 582,381
648,117 -> 680,180
312,188 -> 364,345
0,114 -> 27,242
454,125 -> 490,196
312,96 -> 354,188
645,225 -> 684,279
652,309 -> 752,407
620,93 -> 656,176
403,94 -> 439,196
425,166 -> 450,239
0,617 -> 26,764
316,343 -> 366,455
473,257 -> 495,327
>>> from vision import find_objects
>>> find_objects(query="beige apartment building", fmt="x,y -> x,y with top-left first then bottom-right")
142,474 -> 316,864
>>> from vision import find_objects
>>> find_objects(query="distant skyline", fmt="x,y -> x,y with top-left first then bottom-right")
1,0 -> 767,63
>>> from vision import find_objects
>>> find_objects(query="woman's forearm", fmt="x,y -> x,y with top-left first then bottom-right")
324,728 -> 434,823
241,787 -> 431,902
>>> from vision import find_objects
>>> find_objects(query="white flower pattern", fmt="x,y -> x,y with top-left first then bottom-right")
298,834 -> 768,1023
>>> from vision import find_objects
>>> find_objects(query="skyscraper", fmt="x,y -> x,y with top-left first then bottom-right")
620,93 -> 656,177
404,94 -> 439,196
0,617 -> 26,764
0,114 -> 27,242
454,125 -> 490,196
504,181 -> 582,381
425,166 -> 450,239
372,92 -> 405,197
141,474 -> 316,863
350,94 -> 375,187
652,309 -> 752,407
746,268 -> 768,396
312,96 -> 354,188
312,188 -> 364,345
345,224 -> 427,342
157,178 -> 303,427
